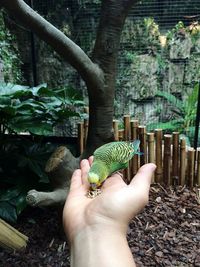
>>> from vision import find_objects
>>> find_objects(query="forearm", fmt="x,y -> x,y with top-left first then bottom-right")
70,225 -> 136,267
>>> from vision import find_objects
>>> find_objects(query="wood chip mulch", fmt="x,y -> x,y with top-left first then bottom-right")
0,185 -> 199,267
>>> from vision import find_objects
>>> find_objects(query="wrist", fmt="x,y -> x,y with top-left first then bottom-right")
71,223 -> 127,242
70,224 -> 136,267
68,221 -> 127,245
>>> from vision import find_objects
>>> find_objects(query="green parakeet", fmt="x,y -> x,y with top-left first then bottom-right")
88,140 -> 141,190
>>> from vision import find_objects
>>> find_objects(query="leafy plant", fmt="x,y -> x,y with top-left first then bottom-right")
0,82 -> 84,222
0,136 -> 56,223
166,20 -> 200,47
147,83 -> 199,144
0,82 -> 85,135
166,21 -> 186,41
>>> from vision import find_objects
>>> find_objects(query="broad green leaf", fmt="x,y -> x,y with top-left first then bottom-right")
31,83 -> 47,96
0,96 -> 11,106
0,188 -> 20,201
9,193 -> 27,215
1,106 -> 16,116
0,82 -> 29,96
37,86 -> 54,97
28,124 -> 54,135
156,91 -> 184,111
0,201 -> 17,223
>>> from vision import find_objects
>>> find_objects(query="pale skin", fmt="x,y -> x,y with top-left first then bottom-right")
63,157 -> 156,267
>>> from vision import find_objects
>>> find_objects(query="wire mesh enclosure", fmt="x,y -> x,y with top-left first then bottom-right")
1,0 -> 200,144
78,115 -> 200,187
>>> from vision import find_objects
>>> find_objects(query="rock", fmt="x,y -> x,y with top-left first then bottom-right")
168,31 -> 193,60
155,251 -> 163,257
155,196 -> 162,203
126,55 -> 159,100
163,62 -> 185,93
184,55 -> 200,84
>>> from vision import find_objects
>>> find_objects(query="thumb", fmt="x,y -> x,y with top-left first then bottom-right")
130,163 -> 156,196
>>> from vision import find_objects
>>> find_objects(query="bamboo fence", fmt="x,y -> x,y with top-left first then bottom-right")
77,115 -> 200,187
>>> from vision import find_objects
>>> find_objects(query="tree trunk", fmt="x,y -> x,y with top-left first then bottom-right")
83,0 -> 138,156
1,0 -> 139,206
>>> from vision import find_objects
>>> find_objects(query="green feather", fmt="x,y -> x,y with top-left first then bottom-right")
88,140 -> 141,189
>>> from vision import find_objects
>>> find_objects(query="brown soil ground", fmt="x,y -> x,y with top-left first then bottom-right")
0,185 -> 200,267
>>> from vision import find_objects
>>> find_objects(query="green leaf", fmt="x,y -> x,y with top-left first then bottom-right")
0,82 -> 85,136
1,106 -> 16,116
56,109 -> 80,119
31,83 -> 47,96
187,83 -> 199,107
9,193 -> 27,215
0,82 -> 29,96
147,119 -> 184,132
156,91 -> 184,112
185,83 -> 198,118
37,85 -> 54,97
73,100 -> 85,106
0,188 -> 20,201
42,96 -> 63,107
9,118 -> 53,135
0,96 -> 11,106
28,124 -> 54,135
0,201 -> 17,223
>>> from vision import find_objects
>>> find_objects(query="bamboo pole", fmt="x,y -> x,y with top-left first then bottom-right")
187,148 -> 195,188
118,129 -> 124,141
197,148 -> 200,186
163,134 -> 172,186
78,122 -> 84,154
0,219 -> 28,251
123,115 -> 131,182
180,138 -> 186,186
113,120 -> 119,141
138,126 -> 147,166
118,128 -> 125,180
131,120 -> 139,140
147,132 -> 155,182
124,115 -> 131,141
155,129 -> 163,183
172,132 -> 179,185
131,120 -> 139,176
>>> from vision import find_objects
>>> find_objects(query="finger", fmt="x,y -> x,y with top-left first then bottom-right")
80,159 -> 90,187
69,169 -> 82,191
88,156 -> 94,166
130,163 -> 156,195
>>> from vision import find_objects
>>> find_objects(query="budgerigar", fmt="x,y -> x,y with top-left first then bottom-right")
88,140 -> 141,190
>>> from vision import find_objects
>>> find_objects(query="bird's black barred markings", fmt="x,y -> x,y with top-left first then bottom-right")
94,142 -> 134,164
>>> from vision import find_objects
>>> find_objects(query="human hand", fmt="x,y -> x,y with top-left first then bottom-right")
63,157 -> 156,243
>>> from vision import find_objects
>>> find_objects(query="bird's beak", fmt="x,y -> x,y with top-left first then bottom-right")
90,183 -> 97,190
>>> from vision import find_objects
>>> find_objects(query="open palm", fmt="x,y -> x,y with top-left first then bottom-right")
63,158 -> 156,243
